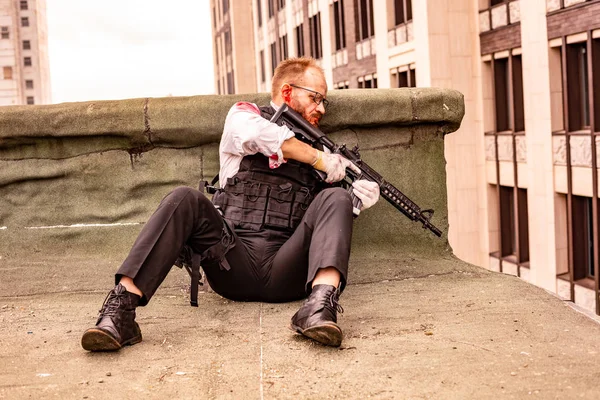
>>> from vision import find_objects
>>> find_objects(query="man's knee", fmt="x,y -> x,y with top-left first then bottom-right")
165,186 -> 210,205
318,187 -> 352,209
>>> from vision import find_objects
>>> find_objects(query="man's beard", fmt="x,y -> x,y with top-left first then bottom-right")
290,99 -> 322,127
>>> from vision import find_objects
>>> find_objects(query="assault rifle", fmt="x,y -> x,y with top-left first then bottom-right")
270,104 -> 442,237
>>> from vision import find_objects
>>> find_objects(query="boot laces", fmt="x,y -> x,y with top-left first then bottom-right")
98,288 -> 126,318
327,291 -> 344,314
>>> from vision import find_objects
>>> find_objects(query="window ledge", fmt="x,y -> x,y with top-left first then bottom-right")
557,272 -> 570,281
556,275 -> 597,291
568,129 -> 592,135
575,277 -> 596,290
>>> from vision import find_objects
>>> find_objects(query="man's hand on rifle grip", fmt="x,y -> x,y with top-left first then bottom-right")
312,150 -> 360,183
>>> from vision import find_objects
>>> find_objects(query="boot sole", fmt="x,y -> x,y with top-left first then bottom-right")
81,328 -> 142,352
290,323 -> 343,347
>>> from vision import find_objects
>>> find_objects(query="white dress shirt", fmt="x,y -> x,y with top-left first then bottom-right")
218,101 -> 294,187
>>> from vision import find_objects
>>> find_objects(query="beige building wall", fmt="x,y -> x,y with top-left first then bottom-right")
0,0 -> 50,106
230,1 -> 256,94
414,0 -> 488,268
519,0 -> 558,292
211,0 -> 258,95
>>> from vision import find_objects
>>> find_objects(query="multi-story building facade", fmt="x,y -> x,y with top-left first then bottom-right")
210,0 -> 600,316
210,0 -> 257,95
0,0 -> 50,106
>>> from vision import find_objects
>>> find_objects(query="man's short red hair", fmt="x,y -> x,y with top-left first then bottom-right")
271,57 -> 325,99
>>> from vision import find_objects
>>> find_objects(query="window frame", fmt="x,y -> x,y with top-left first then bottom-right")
3,66 -> 13,80
295,23 -> 305,57
355,0 -> 374,42
309,12 -> 322,59
332,0 -> 346,51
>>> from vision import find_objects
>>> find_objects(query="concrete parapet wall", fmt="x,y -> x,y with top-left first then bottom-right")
0,88 -> 464,260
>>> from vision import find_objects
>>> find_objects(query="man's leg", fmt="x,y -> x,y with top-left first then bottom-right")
81,187 -> 226,351
268,187 -> 353,346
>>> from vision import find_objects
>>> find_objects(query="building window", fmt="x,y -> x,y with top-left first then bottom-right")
270,41 -> 277,74
565,42 -> 590,131
226,70 -> 235,94
355,0 -> 374,41
278,0 -> 286,10
257,0 -> 263,27
25,79 -> 33,89
572,196 -> 595,280
499,186 -> 516,257
332,0 -> 346,51
512,55 -> 525,132
224,30 -> 232,55
268,0 -> 274,18
295,24 -> 305,57
492,54 -> 525,133
309,12 -> 322,59
23,40 -> 30,50
212,6 -> 216,28
499,186 -> 529,262
260,50 -> 266,83
20,1 -> 28,10
21,17 -> 29,27
494,57 -> 510,132
222,0 -> 229,15
554,37 -> 600,134
1,26 -> 8,39
215,38 -> 223,66
335,81 -> 349,89
3,66 -> 12,80
26,96 -> 34,105
391,66 -> 416,87
393,0 -> 412,26
278,34 -> 288,61
24,57 -> 32,67
358,74 -> 377,88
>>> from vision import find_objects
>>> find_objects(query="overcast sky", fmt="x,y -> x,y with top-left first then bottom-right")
47,0 -> 215,104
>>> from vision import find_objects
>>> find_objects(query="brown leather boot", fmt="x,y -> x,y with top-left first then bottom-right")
290,284 -> 344,347
81,283 -> 142,351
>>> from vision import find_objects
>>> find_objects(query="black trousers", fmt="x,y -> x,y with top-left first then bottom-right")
116,186 -> 354,306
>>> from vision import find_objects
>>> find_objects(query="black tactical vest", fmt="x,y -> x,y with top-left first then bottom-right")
212,106 -> 324,232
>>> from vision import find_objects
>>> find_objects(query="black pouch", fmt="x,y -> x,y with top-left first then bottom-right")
219,178 -> 269,230
290,187 -> 312,230
264,182 -> 295,229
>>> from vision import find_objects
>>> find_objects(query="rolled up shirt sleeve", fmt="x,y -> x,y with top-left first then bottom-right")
221,102 -> 294,159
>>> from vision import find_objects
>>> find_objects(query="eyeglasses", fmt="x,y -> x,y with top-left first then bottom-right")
288,84 -> 330,110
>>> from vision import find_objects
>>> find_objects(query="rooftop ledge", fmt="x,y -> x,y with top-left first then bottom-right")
0,88 -> 464,160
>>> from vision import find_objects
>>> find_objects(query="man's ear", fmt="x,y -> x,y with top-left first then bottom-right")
281,83 -> 293,103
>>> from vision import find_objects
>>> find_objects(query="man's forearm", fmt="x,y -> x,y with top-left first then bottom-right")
280,137 -> 319,165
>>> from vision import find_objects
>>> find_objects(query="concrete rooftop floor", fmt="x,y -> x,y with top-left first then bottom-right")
1,252 -> 600,399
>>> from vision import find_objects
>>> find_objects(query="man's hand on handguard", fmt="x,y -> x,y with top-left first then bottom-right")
312,150 -> 361,183
352,180 -> 380,211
